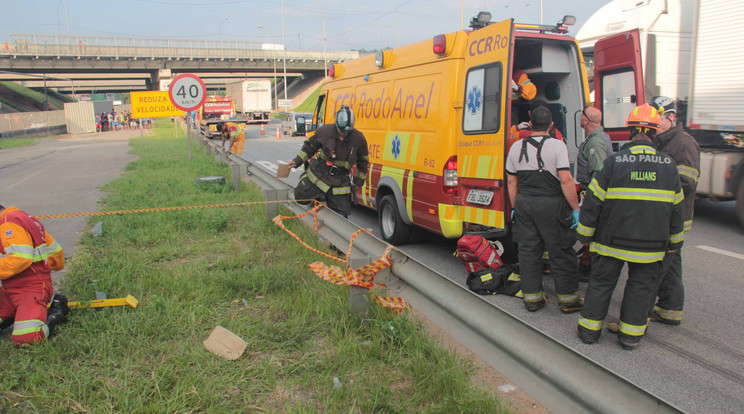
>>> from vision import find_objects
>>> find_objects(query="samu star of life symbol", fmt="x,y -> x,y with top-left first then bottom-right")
466,85 -> 483,115
391,135 -> 401,160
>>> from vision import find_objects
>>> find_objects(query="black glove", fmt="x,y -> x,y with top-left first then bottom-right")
353,177 -> 365,187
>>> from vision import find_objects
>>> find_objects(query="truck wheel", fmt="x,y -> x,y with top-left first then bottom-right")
737,178 -> 744,228
378,195 -> 412,245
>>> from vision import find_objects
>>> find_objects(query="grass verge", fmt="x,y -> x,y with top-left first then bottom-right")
0,137 -> 40,149
0,119 -> 507,413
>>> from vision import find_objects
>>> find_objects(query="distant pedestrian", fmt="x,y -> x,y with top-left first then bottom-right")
576,104 -> 684,350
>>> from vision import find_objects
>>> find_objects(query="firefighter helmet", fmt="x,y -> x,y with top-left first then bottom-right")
648,96 -> 676,116
335,105 -> 355,135
626,104 -> 661,130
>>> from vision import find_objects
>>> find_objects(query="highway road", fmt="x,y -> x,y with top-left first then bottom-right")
229,120 -> 744,413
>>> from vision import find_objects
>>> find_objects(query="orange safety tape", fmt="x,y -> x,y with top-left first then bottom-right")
32,199 -> 317,220
272,202 -> 346,264
371,295 -> 407,315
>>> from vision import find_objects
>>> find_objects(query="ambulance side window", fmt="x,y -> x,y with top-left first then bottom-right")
463,63 -> 502,134
314,94 -> 327,129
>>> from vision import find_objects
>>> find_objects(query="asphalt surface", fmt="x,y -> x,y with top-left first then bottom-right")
0,129 -> 138,284
236,120 -> 744,414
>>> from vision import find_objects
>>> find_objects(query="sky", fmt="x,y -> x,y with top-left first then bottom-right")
1,0 -> 612,52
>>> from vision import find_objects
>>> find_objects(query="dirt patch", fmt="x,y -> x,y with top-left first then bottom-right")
409,308 -> 550,414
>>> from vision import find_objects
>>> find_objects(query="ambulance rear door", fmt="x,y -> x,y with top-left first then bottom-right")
593,28 -> 645,144
459,18 -> 514,232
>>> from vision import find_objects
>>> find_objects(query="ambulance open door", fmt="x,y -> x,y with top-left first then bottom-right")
593,28 -> 645,144
458,18 -> 515,231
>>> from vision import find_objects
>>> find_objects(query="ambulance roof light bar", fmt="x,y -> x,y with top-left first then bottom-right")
469,11 -> 492,30
514,15 -> 576,34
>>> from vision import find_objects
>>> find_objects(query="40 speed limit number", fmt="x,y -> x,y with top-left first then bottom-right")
168,74 -> 206,112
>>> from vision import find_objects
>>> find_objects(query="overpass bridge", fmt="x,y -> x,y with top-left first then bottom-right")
0,34 -> 362,93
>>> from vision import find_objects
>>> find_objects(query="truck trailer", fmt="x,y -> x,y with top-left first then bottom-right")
225,79 -> 272,124
578,0 -> 744,227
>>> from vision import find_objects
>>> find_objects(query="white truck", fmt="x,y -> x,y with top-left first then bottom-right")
577,0 -> 744,226
225,79 -> 272,124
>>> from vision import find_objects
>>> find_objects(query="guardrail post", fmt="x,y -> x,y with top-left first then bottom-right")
348,256 -> 378,320
231,163 -> 241,191
263,188 -> 288,219
205,143 -> 212,156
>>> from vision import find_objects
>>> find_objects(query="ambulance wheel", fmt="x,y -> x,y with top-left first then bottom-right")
736,178 -> 744,228
378,195 -> 412,245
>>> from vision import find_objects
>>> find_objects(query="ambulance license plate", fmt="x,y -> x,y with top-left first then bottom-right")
466,189 -> 494,206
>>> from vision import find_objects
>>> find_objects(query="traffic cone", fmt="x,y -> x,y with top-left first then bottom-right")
275,126 -> 281,140
261,124 -> 265,135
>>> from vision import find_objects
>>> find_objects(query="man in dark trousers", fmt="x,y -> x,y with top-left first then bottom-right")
288,105 -> 369,217
648,96 -> 700,325
576,104 -> 685,350
506,106 -> 582,314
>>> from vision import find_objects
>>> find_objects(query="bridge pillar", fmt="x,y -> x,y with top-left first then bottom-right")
147,71 -> 159,91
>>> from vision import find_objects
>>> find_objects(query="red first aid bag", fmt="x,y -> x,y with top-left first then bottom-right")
455,235 -> 503,274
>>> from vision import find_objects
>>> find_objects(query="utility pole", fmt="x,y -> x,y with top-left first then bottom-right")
282,0 -> 288,104
65,0 -> 71,37
316,0 -> 327,78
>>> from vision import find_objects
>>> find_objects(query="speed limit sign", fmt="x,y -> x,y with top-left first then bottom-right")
168,74 -> 207,112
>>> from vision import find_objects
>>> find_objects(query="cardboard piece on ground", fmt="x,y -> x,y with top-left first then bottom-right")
277,162 -> 291,178
203,326 -> 248,360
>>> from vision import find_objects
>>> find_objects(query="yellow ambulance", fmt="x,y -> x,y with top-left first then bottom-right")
312,12 -> 591,245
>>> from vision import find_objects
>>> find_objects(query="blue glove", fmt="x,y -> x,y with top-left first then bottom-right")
571,209 -> 580,229
511,209 -> 515,222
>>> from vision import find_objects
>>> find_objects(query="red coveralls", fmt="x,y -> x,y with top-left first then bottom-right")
0,206 -> 64,346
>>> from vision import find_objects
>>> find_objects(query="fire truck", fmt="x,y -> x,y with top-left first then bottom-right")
313,12 -> 592,246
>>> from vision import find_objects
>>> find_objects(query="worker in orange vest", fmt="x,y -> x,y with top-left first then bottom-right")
0,204 -> 68,346
218,122 -> 245,155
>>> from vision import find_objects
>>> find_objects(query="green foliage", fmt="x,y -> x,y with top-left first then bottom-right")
0,137 -> 40,148
293,84 -> 323,113
0,118 -> 506,413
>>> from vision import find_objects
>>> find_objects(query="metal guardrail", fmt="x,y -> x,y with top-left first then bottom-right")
4,34 -> 360,63
194,129 -> 683,414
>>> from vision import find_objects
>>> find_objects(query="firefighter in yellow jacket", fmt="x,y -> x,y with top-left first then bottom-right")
288,105 -> 369,217
0,204 -> 68,346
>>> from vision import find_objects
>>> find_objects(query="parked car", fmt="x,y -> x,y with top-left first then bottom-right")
281,112 -> 313,136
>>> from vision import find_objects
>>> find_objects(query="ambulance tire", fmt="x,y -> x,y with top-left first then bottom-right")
736,178 -> 744,228
378,195 -> 412,245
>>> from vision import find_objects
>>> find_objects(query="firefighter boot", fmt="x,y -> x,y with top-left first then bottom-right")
46,294 -> 70,337
560,299 -> 584,314
0,318 -> 14,332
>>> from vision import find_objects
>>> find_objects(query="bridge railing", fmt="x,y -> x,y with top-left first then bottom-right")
3,34 -> 360,62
